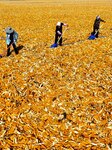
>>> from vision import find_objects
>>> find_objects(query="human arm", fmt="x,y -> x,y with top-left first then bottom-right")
56,26 -> 62,35
57,31 -> 62,35
62,23 -> 68,27
13,31 -> 18,43
100,18 -> 106,23
6,34 -> 11,45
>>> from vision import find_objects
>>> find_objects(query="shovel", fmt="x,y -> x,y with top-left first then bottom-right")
88,30 -> 98,40
88,25 -> 103,40
50,28 -> 68,48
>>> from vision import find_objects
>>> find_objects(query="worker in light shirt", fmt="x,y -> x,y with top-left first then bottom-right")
55,22 -> 68,46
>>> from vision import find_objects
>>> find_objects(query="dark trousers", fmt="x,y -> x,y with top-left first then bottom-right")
55,34 -> 62,46
7,42 -> 18,56
92,27 -> 99,38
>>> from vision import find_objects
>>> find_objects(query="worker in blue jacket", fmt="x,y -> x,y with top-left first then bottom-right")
5,27 -> 18,56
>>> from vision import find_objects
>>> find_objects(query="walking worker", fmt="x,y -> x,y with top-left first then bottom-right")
5,27 -> 18,56
92,15 -> 106,38
55,22 -> 68,46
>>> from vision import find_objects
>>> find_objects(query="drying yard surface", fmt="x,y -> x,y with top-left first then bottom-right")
0,0 -> 112,149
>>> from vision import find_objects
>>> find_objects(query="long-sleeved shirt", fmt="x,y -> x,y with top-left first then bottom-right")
6,30 -> 18,45
93,18 -> 105,29
55,23 -> 64,35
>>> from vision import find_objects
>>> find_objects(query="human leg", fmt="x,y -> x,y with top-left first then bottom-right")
12,43 -> 18,54
55,34 -> 58,44
59,36 -> 62,46
7,44 -> 11,56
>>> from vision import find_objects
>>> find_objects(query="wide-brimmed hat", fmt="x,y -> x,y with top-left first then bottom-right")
5,27 -> 14,34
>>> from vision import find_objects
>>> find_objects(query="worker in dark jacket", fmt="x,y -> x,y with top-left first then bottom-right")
5,27 -> 18,56
55,22 -> 68,46
92,15 -> 105,38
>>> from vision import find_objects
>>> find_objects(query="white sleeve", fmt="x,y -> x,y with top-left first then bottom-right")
63,23 -> 67,26
57,31 -> 62,35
